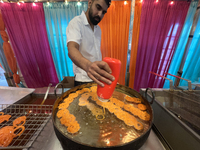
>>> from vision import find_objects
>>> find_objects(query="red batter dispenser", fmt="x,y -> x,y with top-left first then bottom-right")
97,57 -> 121,102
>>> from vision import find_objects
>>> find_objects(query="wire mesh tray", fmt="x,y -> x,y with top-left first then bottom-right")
0,104 -> 53,149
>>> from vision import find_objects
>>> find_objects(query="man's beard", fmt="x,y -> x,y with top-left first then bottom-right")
89,9 -> 101,25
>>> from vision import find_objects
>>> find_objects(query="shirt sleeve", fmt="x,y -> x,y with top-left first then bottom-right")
66,19 -> 82,45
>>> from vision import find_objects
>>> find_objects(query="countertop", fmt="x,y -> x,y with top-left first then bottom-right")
0,86 -> 35,104
0,86 -> 167,150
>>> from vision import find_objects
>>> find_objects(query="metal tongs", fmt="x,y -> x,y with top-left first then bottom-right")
149,71 -> 173,91
163,72 -> 192,91
40,83 -> 52,105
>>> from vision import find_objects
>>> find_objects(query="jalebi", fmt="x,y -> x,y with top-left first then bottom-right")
13,116 -> 26,127
0,112 -> 11,124
0,125 -> 25,147
138,104 -> 147,111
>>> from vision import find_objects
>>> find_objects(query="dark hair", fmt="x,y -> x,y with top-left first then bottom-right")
92,0 -> 111,8
104,0 -> 111,8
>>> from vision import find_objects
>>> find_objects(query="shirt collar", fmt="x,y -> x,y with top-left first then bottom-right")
81,11 -> 89,26
81,11 -> 97,28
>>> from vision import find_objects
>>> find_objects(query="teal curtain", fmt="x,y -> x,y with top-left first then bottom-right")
163,1 -> 198,88
43,2 -> 88,81
180,8 -> 200,86
0,36 -> 4,69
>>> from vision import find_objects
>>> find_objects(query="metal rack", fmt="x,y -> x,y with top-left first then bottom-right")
140,88 -> 200,150
0,104 -> 53,149
148,71 -> 200,135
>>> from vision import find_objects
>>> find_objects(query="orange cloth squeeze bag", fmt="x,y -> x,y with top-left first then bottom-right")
97,57 -> 121,101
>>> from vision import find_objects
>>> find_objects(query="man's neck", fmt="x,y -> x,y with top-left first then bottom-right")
85,11 -> 94,31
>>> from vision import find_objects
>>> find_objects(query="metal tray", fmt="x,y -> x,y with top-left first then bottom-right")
0,104 -> 52,149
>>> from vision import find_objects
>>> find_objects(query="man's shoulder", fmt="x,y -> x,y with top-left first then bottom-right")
69,15 -> 83,25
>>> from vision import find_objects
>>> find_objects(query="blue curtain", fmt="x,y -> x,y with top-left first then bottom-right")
0,36 -> 4,69
180,9 -> 200,86
43,2 -> 88,81
163,1 -> 198,88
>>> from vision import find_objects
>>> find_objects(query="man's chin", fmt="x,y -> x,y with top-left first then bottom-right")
92,21 -> 99,25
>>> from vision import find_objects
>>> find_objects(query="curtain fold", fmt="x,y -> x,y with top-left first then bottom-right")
128,1 -> 142,88
164,1 -> 198,88
133,0 -> 190,91
0,3 -> 59,88
180,9 -> 200,86
0,11 -> 20,86
43,2 -> 88,81
99,1 -> 131,85
0,36 -> 11,72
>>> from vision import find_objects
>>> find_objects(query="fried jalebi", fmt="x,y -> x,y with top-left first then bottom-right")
63,92 -> 79,105
57,109 -> 69,118
125,95 -> 141,104
108,95 -> 150,121
57,86 -> 150,133
58,102 -> 70,110
90,86 -> 97,92
109,97 -> 125,108
124,104 -> 150,121
57,92 -> 81,134
78,93 -> 105,120
94,99 -> 144,131
60,113 -> 80,134
0,112 -> 11,124
0,132 -> 14,147
77,88 -> 91,94
0,126 -> 15,135
0,125 -> 25,147
13,116 -> 26,127
67,121 -> 80,134
138,104 -> 147,111
78,93 -> 90,106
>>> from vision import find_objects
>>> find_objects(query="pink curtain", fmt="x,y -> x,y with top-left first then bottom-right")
0,3 -> 59,88
133,0 -> 190,91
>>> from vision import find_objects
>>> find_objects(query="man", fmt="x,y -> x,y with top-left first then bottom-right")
66,0 -> 114,87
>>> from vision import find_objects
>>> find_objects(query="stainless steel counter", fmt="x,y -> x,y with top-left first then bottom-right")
0,87 -> 168,150
0,86 -> 35,104
140,88 -> 200,150
29,119 -> 166,150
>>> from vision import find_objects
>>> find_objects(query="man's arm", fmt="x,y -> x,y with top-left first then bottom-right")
67,41 -> 115,87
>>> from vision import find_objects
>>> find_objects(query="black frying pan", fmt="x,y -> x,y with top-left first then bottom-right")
52,83 -> 153,150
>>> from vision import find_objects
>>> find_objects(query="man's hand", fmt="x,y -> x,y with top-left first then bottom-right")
86,61 -> 115,87
67,42 -> 115,87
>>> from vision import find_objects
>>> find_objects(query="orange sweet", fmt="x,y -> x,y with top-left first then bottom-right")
138,104 -> 147,111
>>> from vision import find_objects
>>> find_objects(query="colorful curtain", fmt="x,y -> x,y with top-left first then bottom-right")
133,0 -> 190,91
0,36 -> 11,72
128,1 -> 142,88
164,1 -> 199,88
180,9 -> 200,86
99,1 -> 131,85
43,2 -> 88,81
0,11 -> 20,86
0,3 -> 59,88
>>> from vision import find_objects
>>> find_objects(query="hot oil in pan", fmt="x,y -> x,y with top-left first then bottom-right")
55,87 -> 150,147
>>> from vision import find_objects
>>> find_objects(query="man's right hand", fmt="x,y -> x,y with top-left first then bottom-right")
68,42 -> 115,87
86,61 -> 115,87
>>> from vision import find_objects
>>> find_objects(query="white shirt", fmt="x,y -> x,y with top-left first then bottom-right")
66,11 -> 102,82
